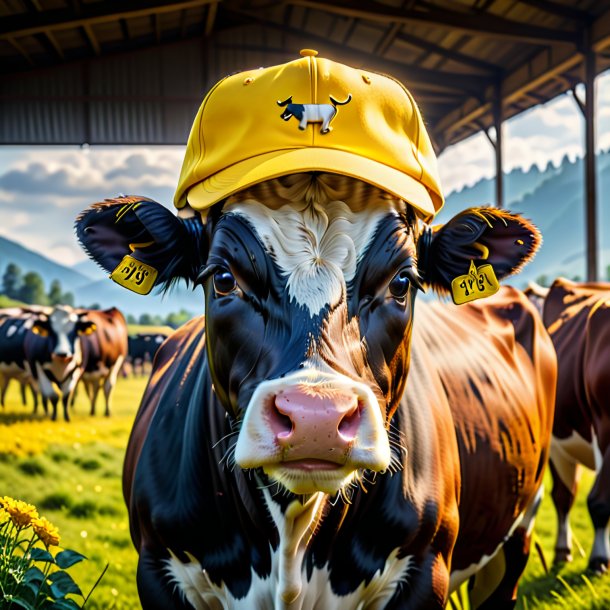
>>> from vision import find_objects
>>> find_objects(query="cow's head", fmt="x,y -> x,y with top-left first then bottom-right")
76,175 -> 539,495
30,306 -> 95,376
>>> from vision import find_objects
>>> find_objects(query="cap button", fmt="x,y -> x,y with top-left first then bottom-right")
300,49 -> 318,57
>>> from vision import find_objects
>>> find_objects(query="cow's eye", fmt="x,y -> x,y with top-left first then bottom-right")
213,269 -> 237,296
388,270 -> 411,299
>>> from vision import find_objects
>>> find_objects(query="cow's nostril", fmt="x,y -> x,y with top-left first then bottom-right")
270,396 -> 294,440
338,400 -> 363,441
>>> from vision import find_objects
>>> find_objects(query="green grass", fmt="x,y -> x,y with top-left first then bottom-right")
1,377 -> 608,609
0,377 -> 145,609
0,294 -> 26,307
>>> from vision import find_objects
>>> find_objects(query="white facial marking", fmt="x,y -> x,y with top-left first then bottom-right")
224,175 -> 405,316
49,307 -> 78,357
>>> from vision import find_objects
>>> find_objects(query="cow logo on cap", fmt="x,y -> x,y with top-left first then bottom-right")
277,94 -> 352,134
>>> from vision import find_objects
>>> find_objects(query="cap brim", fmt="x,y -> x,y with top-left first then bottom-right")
183,148 -> 441,221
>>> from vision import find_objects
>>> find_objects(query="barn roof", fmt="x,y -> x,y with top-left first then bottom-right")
1,0 -> 610,150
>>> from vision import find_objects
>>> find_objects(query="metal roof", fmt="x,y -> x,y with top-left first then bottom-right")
2,0 -> 610,150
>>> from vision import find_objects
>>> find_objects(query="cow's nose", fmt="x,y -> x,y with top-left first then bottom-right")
270,390 -> 362,461
53,352 -> 71,361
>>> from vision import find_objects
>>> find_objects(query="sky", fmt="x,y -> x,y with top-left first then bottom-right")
0,71 -> 609,269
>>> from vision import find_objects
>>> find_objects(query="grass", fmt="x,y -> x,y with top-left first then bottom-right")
0,377 -> 145,609
0,377 -> 608,609
126,324 -> 173,336
0,295 -> 26,307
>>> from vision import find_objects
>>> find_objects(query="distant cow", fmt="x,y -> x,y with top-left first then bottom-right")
127,333 -> 167,376
0,310 -> 39,410
79,307 -> 128,416
25,305 -> 95,421
76,181 -> 555,609
533,278 -> 610,573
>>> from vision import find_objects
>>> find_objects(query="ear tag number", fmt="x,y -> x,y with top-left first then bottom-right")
451,260 -> 499,305
110,255 -> 157,295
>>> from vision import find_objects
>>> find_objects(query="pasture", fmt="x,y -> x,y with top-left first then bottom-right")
0,377 -> 608,609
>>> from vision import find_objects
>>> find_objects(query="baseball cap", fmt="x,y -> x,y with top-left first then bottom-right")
174,49 -> 444,221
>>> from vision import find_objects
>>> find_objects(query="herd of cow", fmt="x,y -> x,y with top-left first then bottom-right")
0,305 -> 167,421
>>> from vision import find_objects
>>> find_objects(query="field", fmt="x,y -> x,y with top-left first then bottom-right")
0,379 -> 608,609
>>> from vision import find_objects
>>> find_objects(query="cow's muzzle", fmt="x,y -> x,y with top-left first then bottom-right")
234,370 -> 391,494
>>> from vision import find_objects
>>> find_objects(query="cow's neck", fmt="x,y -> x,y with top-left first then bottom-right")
262,489 -> 327,606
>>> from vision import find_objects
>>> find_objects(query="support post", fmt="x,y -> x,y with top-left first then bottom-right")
584,38 -> 598,281
482,82 -> 504,208
493,81 -> 503,207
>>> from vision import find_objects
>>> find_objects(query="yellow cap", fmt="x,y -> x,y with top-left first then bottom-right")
174,50 -> 444,220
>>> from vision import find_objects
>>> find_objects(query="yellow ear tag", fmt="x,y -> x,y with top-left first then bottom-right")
110,255 -> 158,295
451,260 -> 500,305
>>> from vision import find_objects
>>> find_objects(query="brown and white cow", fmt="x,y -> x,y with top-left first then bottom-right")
79,307 -> 128,417
76,176 -> 555,610
24,305 -> 95,421
532,277 -> 610,573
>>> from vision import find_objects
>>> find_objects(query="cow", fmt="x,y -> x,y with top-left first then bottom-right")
0,310 -> 40,410
75,175 -> 555,610
24,305 -> 95,421
78,307 -> 128,417
529,277 -> 610,573
277,94 -> 352,134
127,333 -> 168,377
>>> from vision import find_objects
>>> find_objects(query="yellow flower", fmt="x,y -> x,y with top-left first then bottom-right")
32,516 -> 60,548
3,496 -> 39,528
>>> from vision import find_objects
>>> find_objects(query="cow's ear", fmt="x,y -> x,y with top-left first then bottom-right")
75,196 -> 206,294
418,207 -> 540,295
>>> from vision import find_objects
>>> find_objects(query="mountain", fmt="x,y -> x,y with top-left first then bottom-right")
0,234 -> 202,316
74,278 -> 203,317
440,150 -> 610,287
71,258 -> 107,282
0,235 -> 88,289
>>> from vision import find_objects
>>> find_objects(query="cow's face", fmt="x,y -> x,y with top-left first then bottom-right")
31,306 -> 95,376
75,175 -> 540,496
202,177 -> 418,493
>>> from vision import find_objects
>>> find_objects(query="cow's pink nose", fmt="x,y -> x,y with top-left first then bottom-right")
269,390 -> 362,461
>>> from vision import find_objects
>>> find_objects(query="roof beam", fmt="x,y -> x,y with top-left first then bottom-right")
285,0 -> 580,45
516,0 -> 589,22
0,0 -> 217,41
205,2 -> 218,36
43,30 -> 64,59
7,37 -> 35,66
82,23 -> 100,55
393,29 -> 499,74
226,8 -> 492,93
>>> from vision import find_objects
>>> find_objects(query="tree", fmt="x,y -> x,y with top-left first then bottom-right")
62,291 -> 75,307
2,263 -> 22,299
139,313 -> 153,325
535,274 -> 548,287
126,314 -> 137,324
48,279 -> 63,305
18,272 -> 48,305
166,309 -> 193,329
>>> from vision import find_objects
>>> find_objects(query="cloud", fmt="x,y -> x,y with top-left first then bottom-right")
104,153 -> 176,181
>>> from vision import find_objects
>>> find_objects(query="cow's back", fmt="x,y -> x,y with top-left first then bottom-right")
543,278 -> 610,445
410,287 -> 556,577
81,307 -> 128,371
